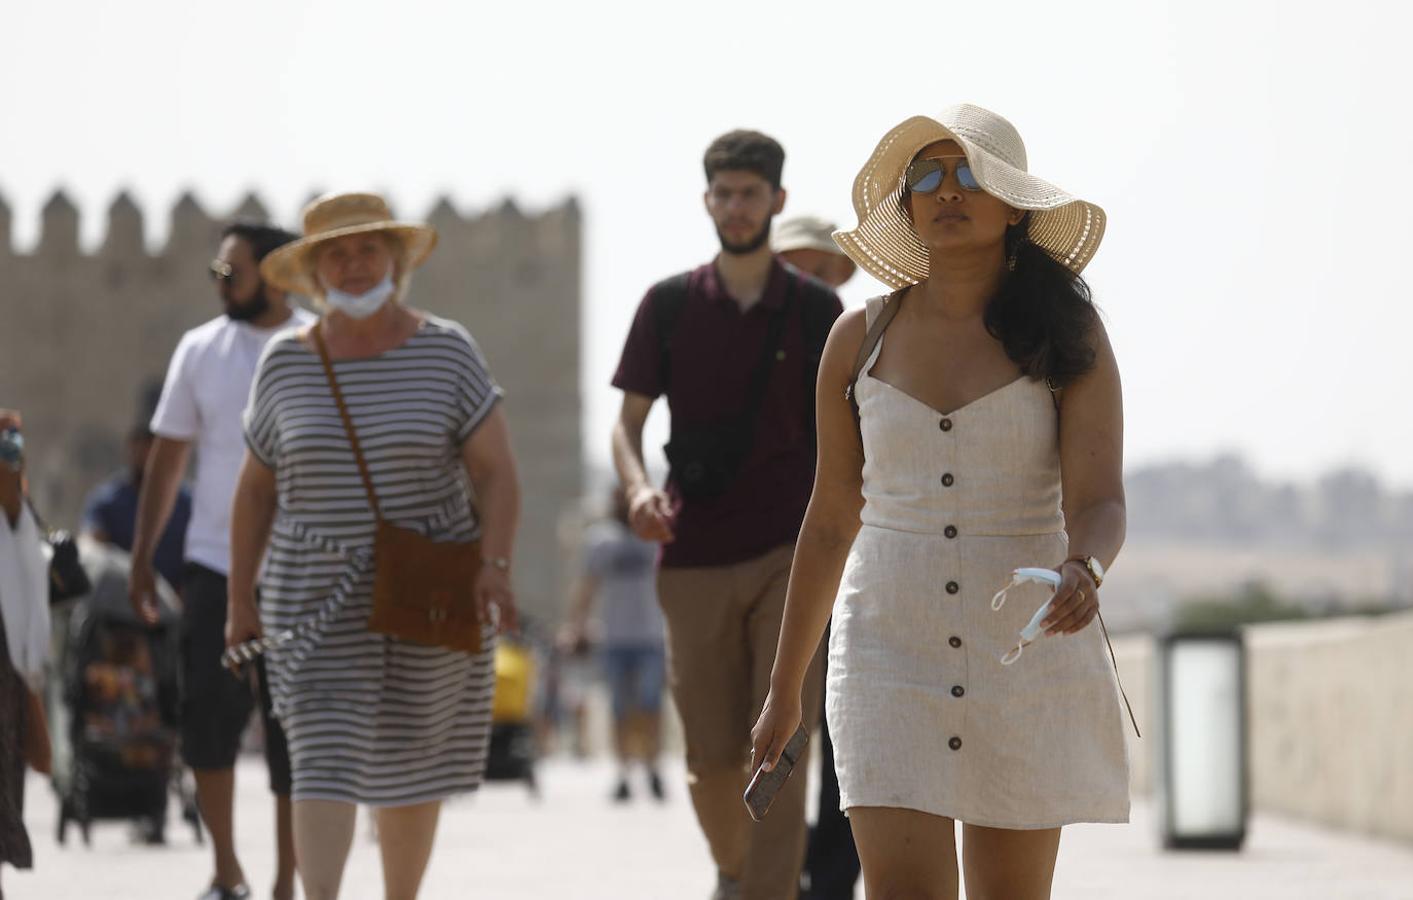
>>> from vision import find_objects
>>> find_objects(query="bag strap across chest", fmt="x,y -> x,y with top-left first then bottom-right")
310,323 -> 384,523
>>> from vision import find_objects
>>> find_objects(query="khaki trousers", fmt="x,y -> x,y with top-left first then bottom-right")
658,544 -> 825,900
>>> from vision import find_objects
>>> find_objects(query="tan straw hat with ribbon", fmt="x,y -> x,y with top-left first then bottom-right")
260,192 -> 438,296
834,104 -> 1105,289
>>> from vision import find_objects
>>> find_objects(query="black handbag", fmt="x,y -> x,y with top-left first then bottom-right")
27,500 -> 91,603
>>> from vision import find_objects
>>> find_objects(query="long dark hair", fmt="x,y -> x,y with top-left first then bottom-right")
985,217 -> 1098,387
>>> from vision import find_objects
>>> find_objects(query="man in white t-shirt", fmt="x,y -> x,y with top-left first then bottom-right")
130,222 -> 313,900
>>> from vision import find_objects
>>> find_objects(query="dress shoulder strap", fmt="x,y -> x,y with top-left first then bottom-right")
846,288 -> 907,420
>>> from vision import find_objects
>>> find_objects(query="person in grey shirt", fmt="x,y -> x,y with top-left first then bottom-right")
562,492 -> 667,802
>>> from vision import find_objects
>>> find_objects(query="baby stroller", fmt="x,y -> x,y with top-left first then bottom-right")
50,541 -> 196,845
485,631 -> 541,796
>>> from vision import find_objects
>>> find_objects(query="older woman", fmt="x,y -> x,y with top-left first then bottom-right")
226,194 -> 520,900
753,105 -> 1133,899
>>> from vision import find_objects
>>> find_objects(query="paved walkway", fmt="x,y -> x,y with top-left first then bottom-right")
9,756 -> 1413,899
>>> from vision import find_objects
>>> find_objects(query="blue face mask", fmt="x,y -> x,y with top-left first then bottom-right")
324,271 -> 396,319
991,567 -> 1062,666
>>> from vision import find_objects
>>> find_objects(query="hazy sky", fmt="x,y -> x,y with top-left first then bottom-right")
4,0 -> 1410,485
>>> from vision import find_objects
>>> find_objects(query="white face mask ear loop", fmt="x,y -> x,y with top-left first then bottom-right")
992,576 -> 1019,611
1001,643 -> 1024,665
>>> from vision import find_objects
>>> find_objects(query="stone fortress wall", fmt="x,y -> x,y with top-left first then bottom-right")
0,189 -> 582,622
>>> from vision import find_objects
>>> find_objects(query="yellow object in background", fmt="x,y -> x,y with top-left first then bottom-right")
492,640 -> 536,724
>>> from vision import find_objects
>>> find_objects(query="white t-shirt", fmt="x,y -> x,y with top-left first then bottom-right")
150,308 -> 315,576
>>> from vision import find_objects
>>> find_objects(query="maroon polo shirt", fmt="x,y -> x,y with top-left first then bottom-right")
613,257 -> 844,569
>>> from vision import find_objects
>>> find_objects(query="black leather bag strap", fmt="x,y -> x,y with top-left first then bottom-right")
737,279 -> 794,445
653,272 -> 693,392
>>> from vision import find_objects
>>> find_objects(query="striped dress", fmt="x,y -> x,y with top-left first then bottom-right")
243,315 -> 501,806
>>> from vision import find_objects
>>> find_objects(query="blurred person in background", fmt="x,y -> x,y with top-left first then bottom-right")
611,130 -> 843,900
228,192 -> 520,900
772,215 -> 861,900
82,423 -> 191,591
773,215 -> 856,290
561,490 -> 668,803
132,222 -> 309,900
0,409 -> 51,900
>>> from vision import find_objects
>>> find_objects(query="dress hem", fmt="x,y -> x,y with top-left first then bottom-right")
840,798 -> 1130,831
291,782 -> 484,808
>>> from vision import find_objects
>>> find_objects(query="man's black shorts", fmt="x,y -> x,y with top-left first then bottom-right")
179,562 -> 291,795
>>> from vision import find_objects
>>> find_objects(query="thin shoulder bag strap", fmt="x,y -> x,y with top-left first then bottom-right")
1096,610 -> 1142,739
845,288 -> 907,415
310,321 -> 383,522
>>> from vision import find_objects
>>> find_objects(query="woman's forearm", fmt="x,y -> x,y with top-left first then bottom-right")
471,461 -> 520,564
770,511 -> 859,697
229,470 -> 276,607
1063,498 -> 1126,571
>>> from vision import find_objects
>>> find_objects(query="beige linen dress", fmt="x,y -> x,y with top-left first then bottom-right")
826,295 -> 1130,829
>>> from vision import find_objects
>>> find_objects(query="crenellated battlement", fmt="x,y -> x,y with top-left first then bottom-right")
0,189 -> 580,260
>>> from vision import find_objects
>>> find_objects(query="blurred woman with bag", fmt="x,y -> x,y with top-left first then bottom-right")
226,193 -> 521,900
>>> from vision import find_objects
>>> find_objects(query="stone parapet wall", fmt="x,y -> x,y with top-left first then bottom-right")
1110,610 -> 1413,844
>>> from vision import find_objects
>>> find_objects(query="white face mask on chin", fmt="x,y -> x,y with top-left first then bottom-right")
324,270 -> 396,320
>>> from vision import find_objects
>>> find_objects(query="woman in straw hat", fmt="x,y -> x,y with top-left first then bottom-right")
227,192 -> 520,900
753,105 -> 1132,898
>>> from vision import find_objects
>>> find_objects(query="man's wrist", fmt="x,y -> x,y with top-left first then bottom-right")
482,554 -> 511,573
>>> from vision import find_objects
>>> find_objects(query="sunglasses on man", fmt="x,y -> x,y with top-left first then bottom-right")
208,259 -> 235,283
905,157 -> 982,194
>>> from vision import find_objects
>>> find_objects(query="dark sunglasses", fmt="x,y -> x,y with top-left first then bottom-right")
208,259 -> 235,283
905,157 -> 982,194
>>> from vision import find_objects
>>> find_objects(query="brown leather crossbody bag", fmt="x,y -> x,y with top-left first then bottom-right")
311,323 -> 483,654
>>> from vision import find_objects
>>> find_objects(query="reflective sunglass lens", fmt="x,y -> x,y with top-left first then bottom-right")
907,160 -> 944,193
957,164 -> 981,191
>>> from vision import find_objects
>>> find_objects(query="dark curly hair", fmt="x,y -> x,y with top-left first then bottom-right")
985,216 -> 1099,388
900,190 -> 1099,386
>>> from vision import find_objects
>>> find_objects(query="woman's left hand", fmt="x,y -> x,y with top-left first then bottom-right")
475,565 -> 518,634
1041,560 -> 1100,636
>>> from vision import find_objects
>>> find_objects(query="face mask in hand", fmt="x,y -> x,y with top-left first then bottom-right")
324,271 -> 396,319
991,567 -> 1062,666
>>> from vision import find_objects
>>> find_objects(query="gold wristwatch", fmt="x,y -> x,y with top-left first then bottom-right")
1067,555 -> 1105,588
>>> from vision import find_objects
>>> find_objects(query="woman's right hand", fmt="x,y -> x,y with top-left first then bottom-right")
751,688 -> 804,774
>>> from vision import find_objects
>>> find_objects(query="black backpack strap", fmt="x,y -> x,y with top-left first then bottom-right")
796,275 -> 840,443
652,272 -> 693,392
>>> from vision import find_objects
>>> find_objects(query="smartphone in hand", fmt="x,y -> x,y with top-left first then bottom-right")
743,723 -> 809,822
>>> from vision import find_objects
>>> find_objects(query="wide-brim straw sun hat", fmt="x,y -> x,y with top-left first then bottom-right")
260,192 -> 438,297
773,215 -> 849,257
834,104 -> 1105,289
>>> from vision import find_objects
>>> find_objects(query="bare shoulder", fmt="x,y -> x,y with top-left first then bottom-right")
819,305 -> 870,381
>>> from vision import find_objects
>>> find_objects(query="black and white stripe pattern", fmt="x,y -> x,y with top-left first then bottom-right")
244,316 -> 502,806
